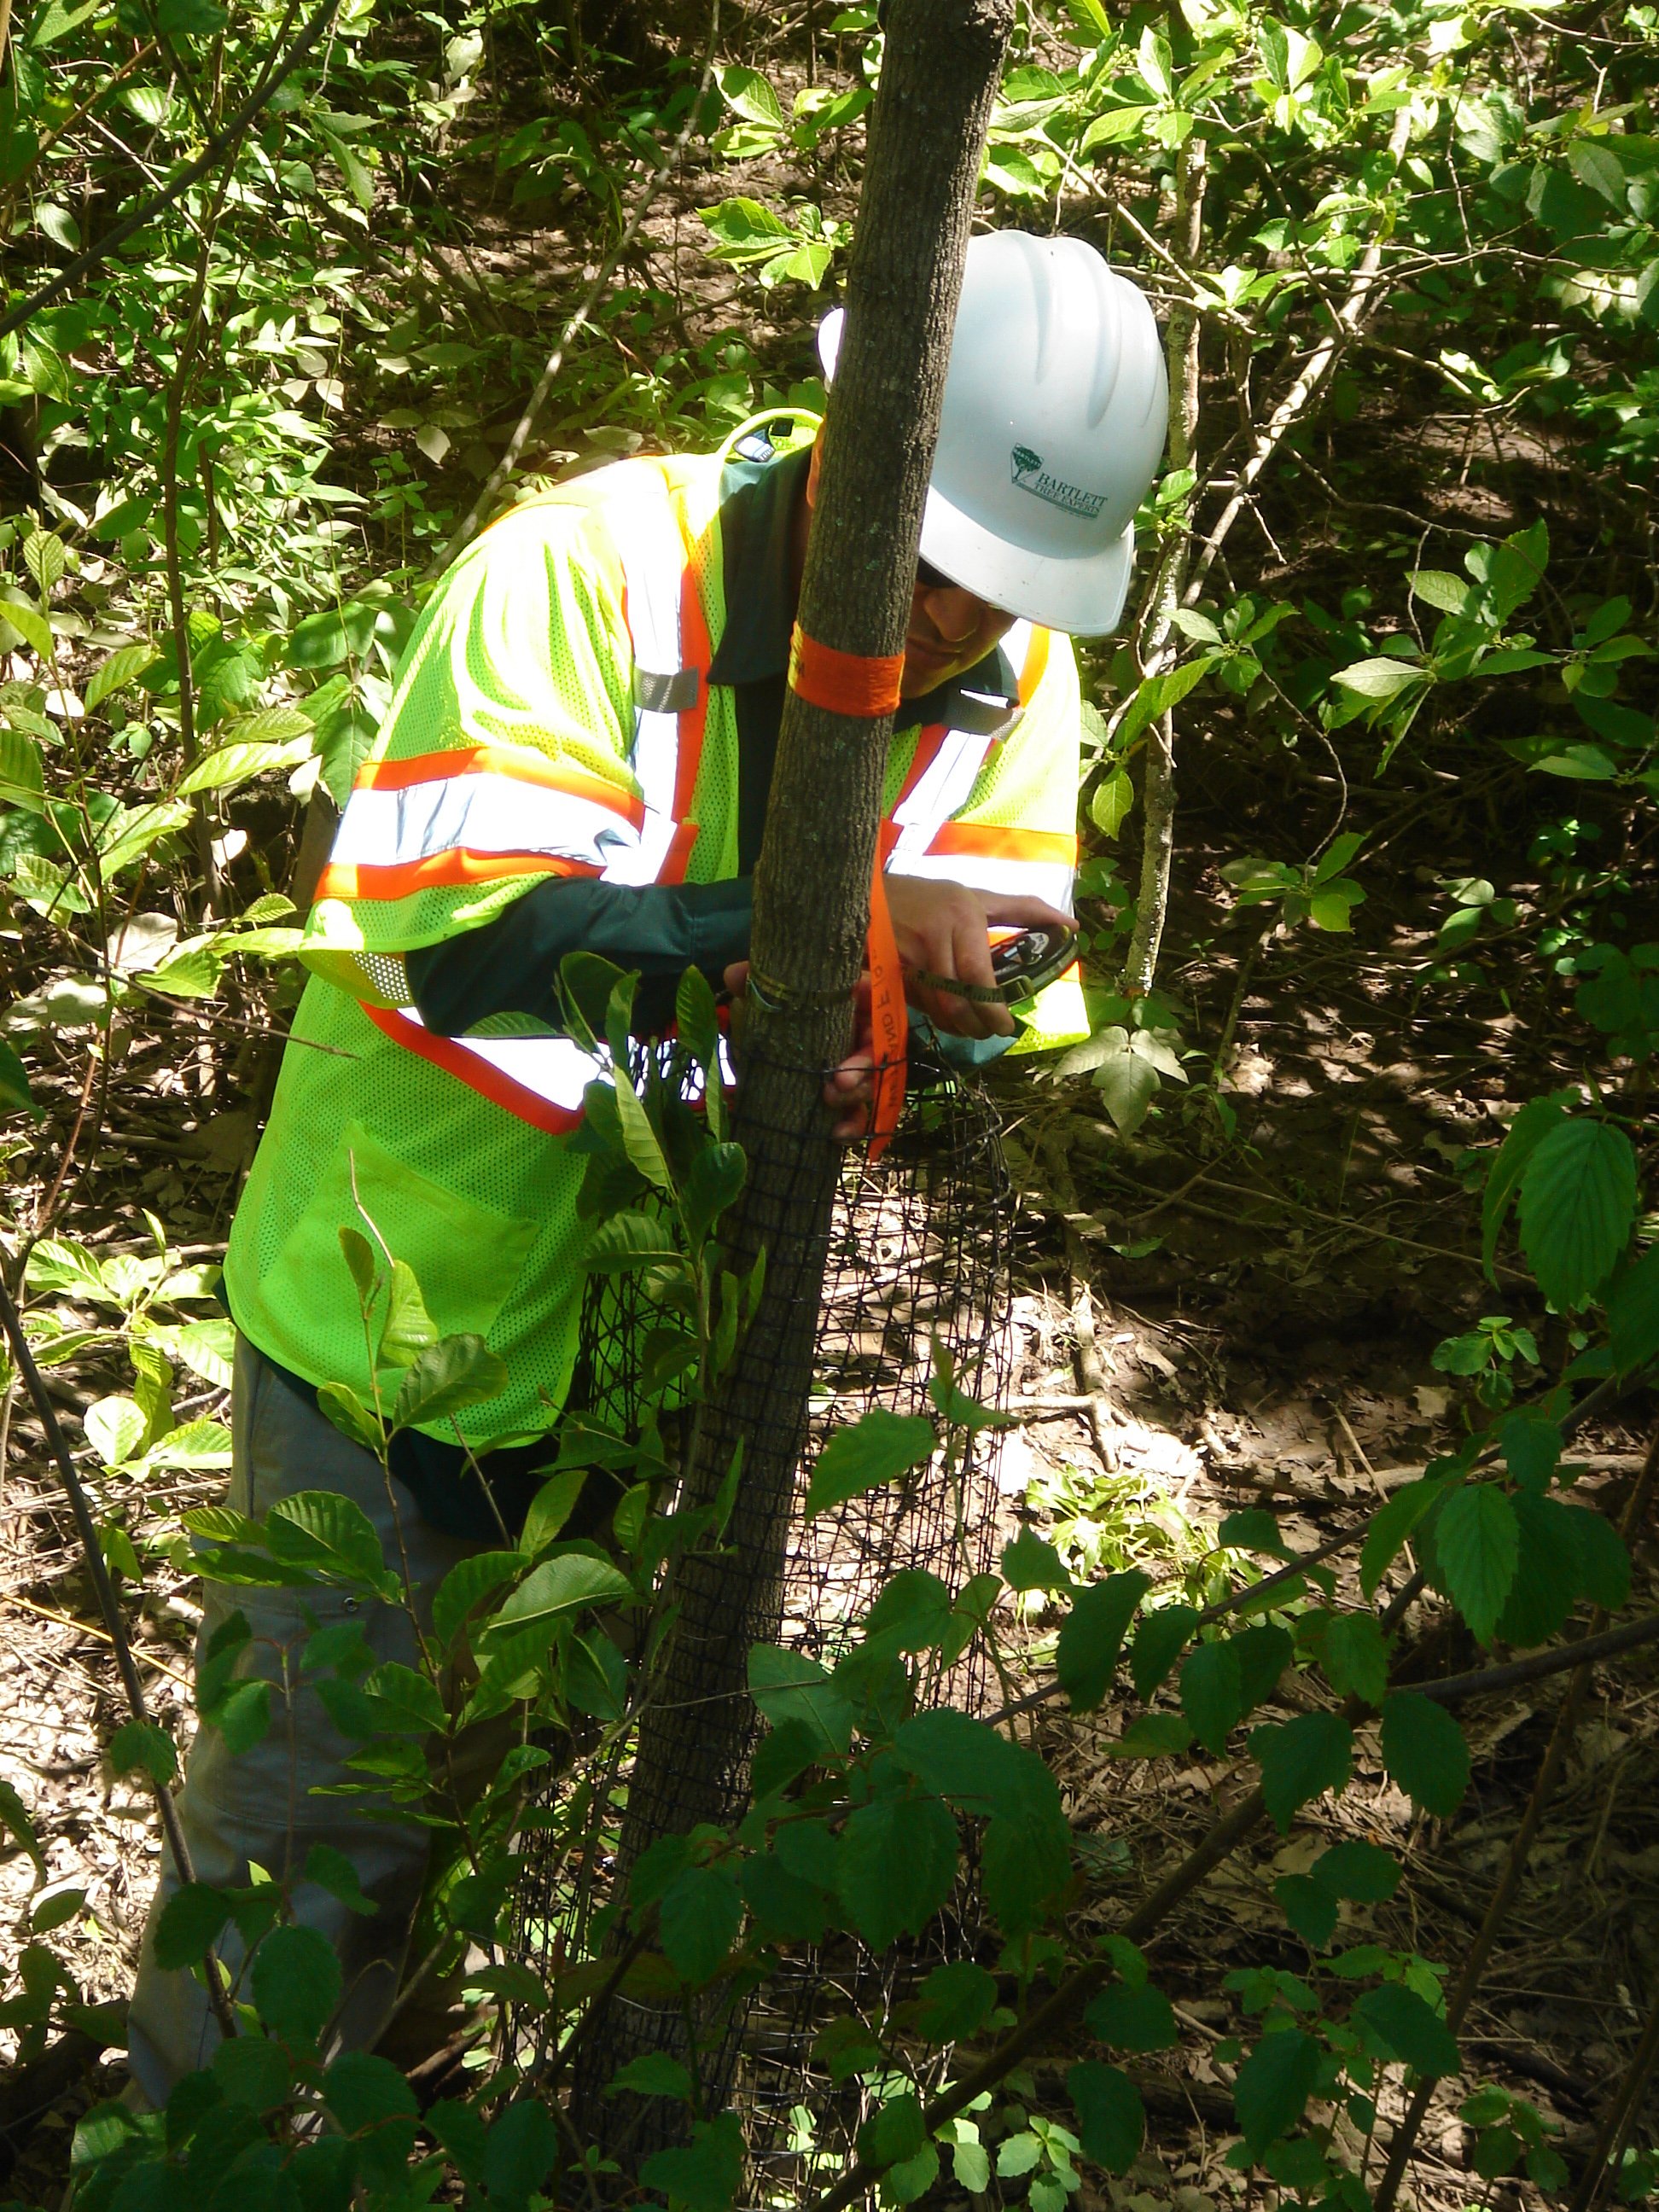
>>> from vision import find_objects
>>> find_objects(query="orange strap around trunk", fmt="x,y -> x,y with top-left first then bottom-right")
865,824 -> 906,1161
789,626 -> 905,719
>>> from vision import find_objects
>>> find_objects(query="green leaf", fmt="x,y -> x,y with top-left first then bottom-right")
1350,1984 -> 1459,2076
0,728 -> 43,811
391,1333 -> 509,1431
1314,1841 -> 1400,1902
378,1259 -> 438,1368
912,1959 -> 998,2043
153,1882 -> 231,1969
584,1208 -> 684,1272
1235,2028 -> 1321,2153
1481,1093 -> 1570,1280
748,1644 -> 853,1755
338,1225 -> 377,1299
431,1551 -> 526,1650
1562,1504 -> 1630,1612
1495,1491 -> 1580,1646
1086,1981 -> 1177,2052
659,1862 -> 743,1984
267,1489 -> 385,1582
109,1720 -> 177,1786
804,1408 -> 935,1519
0,597 -> 52,659
323,2052 -> 418,2188
1180,1637 -> 1245,1754
483,2098 -> 559,2209
715,62 -> 783,125
1359,1474 -> 1448,1598
488,1551 -> 632,1632
1056,1570 -> 1150,1710
317,1381 -> 384,1454
640,2111 -> 744,2212
1067,2060 -> 1144,2174
1089,768 -> 1136,841
1608,1243 -> 1659,1375
1000,1528 -> 1071,1591
521,1470 -> 587,1554
681,1140 -> 746,1243
1436,1483 -> 1519,1644
612,1067 -> 674,1194
836,1792 -> 959,1947
252,1924 -> 342,2045
1320,1613 -> 1389,1706
1331,655 -> 1424,700
177,737 -> 312,795
1129,1604 -> 1199,1699
304,1842 -> 377,1917
0,1037 -> 41,1121
606,2052 -> 694,2100
740,1850 -> 829,1942
1250,1712 -> 1353,1832
0,1779 -> 44,1876
1381,1691 -> 1470,1817
1274,1873 -> 1338,1949
1516,1117 -> 1639,1309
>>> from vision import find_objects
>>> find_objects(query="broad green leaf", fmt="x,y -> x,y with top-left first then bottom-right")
431,1548 -> 521,1654
141,1417 -> 233,1470
639,2112 -> 744,2212
0,1779 -> 44,1875
267,1488 -> 385,1580
1086,1980 -> 1177,2052
1235,2027 -> 1321,2153
748,1644 -> 853,1755
521,1470 -> 587,1555
0,596 -> 52,659
1380,1691 -> 1469,1816
1330,656 -> 1423,700
1609,1243 -> 1659,1375
611,1067 -> 674,1194
84,643 -> 161,711
912,1959 -> 998,2043
681,1140 -> 745,1243
1056,1569 -> 1150,1710
1351,1984 -> 1459,2076
584,1209 -> 683,1272
1319,1612 -> 1389,1706
606,2052 -> 694,2100
0,1037 -> 40,1121
1275,1872 -> 1338,1949
1411,569 -> 1474,614
1359,1474 -> 1448,1598
1180,1637 -> 1245,1755
1249,1712 -> 1353,1832
659,1862 -> 743,1984
378,1259 -> 437,1368
154,1881 -> 232,1969
715,62 -> 783,125
804,1408 -> 935,1519
391,1334 -> 509,1431
490,1551 -> 632,1632
1495,1490 -> 1580,1646
177,736 -> 312,795
1067,2060 -> 1144,2174
1000,1528 -> 1071,1591
1089,768 -> 1135,840
0,728 -> 43,811
1436,1482 -> 1519,1644
1562,1503 -> 1630,1612
1313,1841 -> 1400,1902
84,1394 -> 146,1468
251,1924 -> 341,2046
317,1381 -> 384,1454
1516,1117 -> 1638,1308
482,2098 -> 560,2207
109,1720 -> 177,1786
1483,1097 -> 1589,1285
836,1791 -> 959,1947
304,1842 -> 377,1917
1129,1604 -> 1199,1700
740,1850 -> 829,1943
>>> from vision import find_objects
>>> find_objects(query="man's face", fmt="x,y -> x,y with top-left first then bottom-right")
899,557 -> 1016,698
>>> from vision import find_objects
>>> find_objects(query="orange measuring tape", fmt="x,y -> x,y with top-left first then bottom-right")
865,823 -> 907,1161
789,626 -> 905,719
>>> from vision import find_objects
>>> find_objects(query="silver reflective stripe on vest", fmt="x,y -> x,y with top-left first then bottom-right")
605,487 -> 694,888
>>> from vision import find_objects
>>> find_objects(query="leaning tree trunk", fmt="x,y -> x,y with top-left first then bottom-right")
578,0 -> 1014,2163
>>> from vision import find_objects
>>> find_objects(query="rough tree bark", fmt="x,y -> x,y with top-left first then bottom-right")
577,0 -> 1014,2161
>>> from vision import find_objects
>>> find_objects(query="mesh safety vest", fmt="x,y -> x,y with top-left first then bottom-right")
225,443 -> 1088,1449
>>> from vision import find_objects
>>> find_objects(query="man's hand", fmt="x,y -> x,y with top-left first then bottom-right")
882,876 -> 1074,1039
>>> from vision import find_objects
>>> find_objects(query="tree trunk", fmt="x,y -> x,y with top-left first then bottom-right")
577,0 -> 1013,2161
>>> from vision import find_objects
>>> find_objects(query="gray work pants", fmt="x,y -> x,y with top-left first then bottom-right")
126,1336 -> 495,2104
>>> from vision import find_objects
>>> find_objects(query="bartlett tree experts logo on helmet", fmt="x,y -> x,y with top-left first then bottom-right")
1010,444 -> 1105,520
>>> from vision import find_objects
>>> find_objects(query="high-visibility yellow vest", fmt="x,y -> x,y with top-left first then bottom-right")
225,439 -> 1090,1450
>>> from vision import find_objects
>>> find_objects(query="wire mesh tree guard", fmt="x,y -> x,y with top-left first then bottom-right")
514,1044 -> 1017,2178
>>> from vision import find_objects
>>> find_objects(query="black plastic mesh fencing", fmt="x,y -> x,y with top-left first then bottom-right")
515,1044 -> 1015,2177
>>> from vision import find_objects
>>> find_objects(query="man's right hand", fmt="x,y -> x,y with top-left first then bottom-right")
883,875 -> 1074,1040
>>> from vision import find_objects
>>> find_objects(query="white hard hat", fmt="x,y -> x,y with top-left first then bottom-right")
818,231 -> 1168,637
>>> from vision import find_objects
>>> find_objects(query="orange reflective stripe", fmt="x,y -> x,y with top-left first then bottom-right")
315,852 -> 602,904
926,822 -> 1077,865
353,745 -> 646,830
1018,626 -> 1051,705
866,822 -> 906,1162
656,818 -> 701,888
362,1005 -> 585,1135
671,501 -> 709,822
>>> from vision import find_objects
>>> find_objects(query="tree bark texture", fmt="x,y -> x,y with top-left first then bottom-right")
1121,120 -> 1204,998
577,0 -> 1014,2160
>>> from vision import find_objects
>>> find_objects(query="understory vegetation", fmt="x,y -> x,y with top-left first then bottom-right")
0,1 -> 1656,2209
